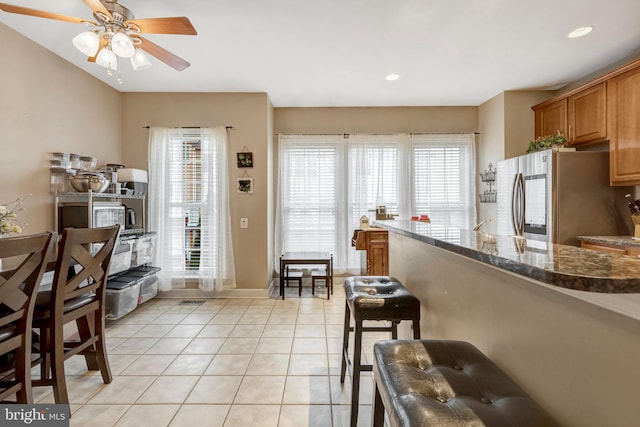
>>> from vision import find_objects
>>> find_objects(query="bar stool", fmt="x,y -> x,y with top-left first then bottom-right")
340,276 -> 421,427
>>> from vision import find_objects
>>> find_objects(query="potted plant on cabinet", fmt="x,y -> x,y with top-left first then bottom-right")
526,131 -> 568,154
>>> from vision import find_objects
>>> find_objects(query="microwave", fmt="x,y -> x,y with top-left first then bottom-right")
58,202 -> 125,230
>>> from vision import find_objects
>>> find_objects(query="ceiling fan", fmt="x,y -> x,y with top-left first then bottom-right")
0,0 -> 197,72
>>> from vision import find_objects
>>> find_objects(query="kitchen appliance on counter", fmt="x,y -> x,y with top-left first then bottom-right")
496,149 -> 632,246
118,168 -> 148,196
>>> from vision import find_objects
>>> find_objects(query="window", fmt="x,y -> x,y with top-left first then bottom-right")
276,133 -> 475,273
277,135 -> 343,253
412,134 -> 476,228
149,127 -> 235,292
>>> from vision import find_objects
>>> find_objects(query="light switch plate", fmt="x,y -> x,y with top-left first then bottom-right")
240,218 -> 248,228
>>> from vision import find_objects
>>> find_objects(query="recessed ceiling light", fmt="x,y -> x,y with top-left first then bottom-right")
568,26 -> 594,38
385,74 -> 400,81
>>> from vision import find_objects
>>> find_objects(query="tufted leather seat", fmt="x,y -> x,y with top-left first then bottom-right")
345,276 -> 421,321
341,276 -> 421,427
372,339 -> 559,427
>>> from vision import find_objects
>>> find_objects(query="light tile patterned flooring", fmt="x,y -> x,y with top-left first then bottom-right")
32,278 -> 391,427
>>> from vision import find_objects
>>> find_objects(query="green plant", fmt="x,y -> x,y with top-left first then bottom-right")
526,131 -> 568,153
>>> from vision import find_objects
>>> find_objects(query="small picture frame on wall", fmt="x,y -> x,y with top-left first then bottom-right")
237,177 -> 254,194
237,152 -> 253,168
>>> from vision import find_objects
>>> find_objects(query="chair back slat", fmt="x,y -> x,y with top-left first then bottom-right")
50,226 -> 119,311
0,232 -> 55,315
0,231 -> 55,403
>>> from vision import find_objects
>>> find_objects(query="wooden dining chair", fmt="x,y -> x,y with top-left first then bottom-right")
32,225 -> 119,405
0,231 -> 55,403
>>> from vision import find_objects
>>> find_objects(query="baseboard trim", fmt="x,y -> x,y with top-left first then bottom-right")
158,287 -> 271,299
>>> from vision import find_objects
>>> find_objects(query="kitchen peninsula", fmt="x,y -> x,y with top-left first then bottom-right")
375,220 -> 640,427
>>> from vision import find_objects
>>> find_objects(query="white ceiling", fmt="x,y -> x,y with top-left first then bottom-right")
2,0 -> 640,107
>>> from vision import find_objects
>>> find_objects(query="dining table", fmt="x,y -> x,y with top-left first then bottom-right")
279,251 -> 333,300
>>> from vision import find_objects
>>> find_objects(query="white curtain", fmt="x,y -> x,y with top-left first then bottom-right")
148,127 -> 235,292
347,134 -> 412,271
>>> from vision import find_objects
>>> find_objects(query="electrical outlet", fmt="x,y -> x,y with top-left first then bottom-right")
240,218 -> 248,228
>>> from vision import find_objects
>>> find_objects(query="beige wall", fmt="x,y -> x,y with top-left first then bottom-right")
477,93 -> 505,233
0,23 -> 121,235
120,93 -> 271,291
476,90 -> 553,233
390,232 -> 640,427
274,106 -> 477,134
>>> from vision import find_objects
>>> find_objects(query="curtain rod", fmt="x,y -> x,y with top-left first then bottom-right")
274,131 -> 480,136
142,126 -> 234,129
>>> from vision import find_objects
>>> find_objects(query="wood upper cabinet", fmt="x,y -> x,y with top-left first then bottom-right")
533,83 -> 606,146
608,66 -> 640,185
534,99 -> 567,139
567,83 -> 607,145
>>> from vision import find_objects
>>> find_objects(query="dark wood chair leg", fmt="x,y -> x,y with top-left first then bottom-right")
15,343 -> 32,404
76,315 -> 99,370
340,301 -> 351,383
413,319 -> 421,339
372,381 -> 385,427
94,311 -> 112,384
51,324 -> 69,405
350,320 -> 363,427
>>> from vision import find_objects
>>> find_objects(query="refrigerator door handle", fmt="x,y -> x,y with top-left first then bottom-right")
511,173 -> 525,236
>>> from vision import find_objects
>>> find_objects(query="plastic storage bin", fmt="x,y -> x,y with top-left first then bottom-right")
108,241 -> 133,276
137,275 -> 159,304
131,233 -> 156,267
113,266 -> 160,305
124,266 -> 160,304
105,277 -> 141,320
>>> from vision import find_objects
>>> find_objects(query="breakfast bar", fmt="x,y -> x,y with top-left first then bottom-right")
373,220 -> 640,427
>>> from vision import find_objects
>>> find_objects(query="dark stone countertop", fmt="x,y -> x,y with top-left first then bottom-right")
375,220 -> 640,293
576,235 -> 640,248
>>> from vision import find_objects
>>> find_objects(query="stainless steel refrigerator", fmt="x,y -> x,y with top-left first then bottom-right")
496,149 -> 631,246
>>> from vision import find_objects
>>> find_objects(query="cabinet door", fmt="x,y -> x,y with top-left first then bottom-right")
608,66 -> 640,185
366,231 -> 388,275
534,99 -> 567,138
568,83 -> 607,145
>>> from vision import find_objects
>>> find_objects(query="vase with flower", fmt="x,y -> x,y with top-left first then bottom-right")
0,197 -> 25,236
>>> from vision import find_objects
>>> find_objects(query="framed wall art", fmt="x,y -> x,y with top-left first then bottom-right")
237,152 -> 253,168
237,177 -> 254,194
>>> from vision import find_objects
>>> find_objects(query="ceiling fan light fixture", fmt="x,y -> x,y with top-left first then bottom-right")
111,31 -> 135,58
72,31 -> 100,57
130,48 -> 152,71
96,47 -> 118,70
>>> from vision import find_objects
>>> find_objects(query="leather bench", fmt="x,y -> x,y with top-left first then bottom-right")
372,339 -> 559,427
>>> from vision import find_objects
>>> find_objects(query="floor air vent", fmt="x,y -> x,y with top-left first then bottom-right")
178,300 -> 206,306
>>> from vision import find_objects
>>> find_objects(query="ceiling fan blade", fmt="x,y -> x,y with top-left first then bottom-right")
87,35 -> 108,63
137,36 -> 190,71
127,17 -> 197,35
82,0 -> 112,19
0,3 -> 89,24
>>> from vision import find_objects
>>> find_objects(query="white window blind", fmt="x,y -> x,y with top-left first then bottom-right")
168,133 -> 205,273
